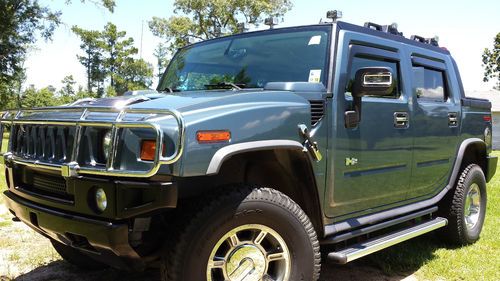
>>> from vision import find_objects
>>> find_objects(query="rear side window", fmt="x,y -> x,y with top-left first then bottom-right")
413,67 -> 447,102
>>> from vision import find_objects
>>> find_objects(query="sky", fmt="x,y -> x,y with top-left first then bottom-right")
26,0 -> 500,93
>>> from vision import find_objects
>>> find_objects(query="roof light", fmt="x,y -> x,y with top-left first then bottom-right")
264,17 -> 278,29
197,130 -> 231,143
326,10 -> 342,22
237,22 -> 248,33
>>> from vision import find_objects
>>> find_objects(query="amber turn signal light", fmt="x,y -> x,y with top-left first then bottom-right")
196,130 -> 231,143
140,140 -> 157,161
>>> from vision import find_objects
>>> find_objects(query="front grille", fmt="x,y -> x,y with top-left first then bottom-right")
12,125 -> 75,165
19,172 -> 73,202
310,100 -> 325,126
32,174 -> 67,194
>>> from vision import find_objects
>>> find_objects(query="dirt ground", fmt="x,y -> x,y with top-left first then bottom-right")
0,203 -> 417,281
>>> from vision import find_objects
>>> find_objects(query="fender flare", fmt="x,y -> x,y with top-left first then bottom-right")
206,140 -> 305,175
447,138 -> 486,186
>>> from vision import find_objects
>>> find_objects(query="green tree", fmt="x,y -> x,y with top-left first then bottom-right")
71,26 -> 106,95
58,75 -> 77,104
482,32 -> 500,90
0,0 -> 115,108
100,22 -> 138,90
115,58 -> 154,93
153,43 -> 170,79
65,0 -> 115,12
149,0 -> 293,51
0,0 -> 61,108
20,85 -> 58,108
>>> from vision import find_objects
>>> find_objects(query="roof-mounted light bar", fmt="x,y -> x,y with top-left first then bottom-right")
364,22 -> 403,36
410,35 -> 440,47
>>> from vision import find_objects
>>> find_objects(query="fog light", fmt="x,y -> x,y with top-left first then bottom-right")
95,188 -> 107,212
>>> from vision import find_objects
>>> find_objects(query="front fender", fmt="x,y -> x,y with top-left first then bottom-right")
173,92 -> 311,177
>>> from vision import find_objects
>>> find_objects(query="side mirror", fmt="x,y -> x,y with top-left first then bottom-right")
345,67 -> 395,129
352,67 -> 395,98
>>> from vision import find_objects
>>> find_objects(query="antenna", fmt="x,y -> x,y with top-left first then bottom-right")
140,20 -> 144,59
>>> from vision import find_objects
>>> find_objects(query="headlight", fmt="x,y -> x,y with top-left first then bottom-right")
95,188 -> 107,212
103,130 -> 113,161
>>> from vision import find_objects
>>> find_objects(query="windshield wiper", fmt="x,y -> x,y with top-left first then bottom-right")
158,87 -> 181,93
204,82 -> 245,90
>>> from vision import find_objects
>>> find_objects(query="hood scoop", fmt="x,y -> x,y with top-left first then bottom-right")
70,94 -> 161,108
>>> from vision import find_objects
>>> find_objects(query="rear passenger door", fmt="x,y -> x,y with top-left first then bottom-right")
408,55 -> 461,198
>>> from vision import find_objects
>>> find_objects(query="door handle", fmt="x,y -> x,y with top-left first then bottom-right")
394,112 -> 409,128
448,112 -> 458,127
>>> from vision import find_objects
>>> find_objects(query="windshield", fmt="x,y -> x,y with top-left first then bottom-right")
157,25 -> 331,92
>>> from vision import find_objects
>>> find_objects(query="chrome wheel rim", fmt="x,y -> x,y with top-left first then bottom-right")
464,183 -> 481,230
207,224 -> 291,281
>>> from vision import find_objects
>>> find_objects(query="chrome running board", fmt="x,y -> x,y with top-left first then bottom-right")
327,217 -> 447,264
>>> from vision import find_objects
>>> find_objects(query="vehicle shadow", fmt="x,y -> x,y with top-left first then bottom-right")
12,234 -> 447,281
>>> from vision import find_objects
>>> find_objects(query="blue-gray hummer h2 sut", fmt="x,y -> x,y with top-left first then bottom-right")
1,14 -> 497,281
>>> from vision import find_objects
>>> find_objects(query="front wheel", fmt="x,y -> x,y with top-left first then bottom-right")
162,186 -> 321,281
438,164 -> 487,245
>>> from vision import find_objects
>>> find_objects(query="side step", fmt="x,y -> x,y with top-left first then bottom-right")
327,217 -> 447,264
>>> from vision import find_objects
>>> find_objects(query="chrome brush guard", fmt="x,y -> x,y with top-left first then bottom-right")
0,107 -> 185,178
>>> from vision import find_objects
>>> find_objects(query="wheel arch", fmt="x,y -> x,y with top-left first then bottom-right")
206,141 -> 325,237
449,138 -> 488,186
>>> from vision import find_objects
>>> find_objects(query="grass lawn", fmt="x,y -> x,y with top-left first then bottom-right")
365,150 -> 500,280
0,151 -> 499,280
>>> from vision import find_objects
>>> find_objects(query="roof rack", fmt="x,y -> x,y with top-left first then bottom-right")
364,22 -> 403,37
410,35 -> 439,47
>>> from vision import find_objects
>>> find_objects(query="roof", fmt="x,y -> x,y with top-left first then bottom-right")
466,90 -> 500,112
336,21 -> 450,55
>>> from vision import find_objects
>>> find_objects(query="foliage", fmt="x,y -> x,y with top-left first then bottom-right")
115,58 -> 154,93
58,75 -> 77,104
72,23 -> 153,96
0,0 -> 115,109
149,0 -> 293,52
65,0 -> 116,12
482,32 -> 500,90
71,25 -> 106,94
20,85 -> 59,108
0,0 -> 61,108
101,22 -> 138,89
153,43 -> 170,79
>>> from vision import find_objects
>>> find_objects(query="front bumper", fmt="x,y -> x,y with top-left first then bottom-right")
4,190 -> 146,270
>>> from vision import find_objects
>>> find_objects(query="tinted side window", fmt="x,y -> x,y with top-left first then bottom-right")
346,56 -> 400,98
413,67 -> 447,102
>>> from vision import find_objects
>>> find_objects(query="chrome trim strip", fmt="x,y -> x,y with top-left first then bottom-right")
0,107 -> 185,178
206,140 -> 305,175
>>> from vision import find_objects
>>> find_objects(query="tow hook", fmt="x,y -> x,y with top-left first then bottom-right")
298,124 -> 322,162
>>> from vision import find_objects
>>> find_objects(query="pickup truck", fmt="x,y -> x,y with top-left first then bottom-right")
1,16 -> 497,281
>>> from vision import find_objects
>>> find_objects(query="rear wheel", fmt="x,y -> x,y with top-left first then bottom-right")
51,240 -> 107,270
438,164 -> 487,245
162,186 -> 321,281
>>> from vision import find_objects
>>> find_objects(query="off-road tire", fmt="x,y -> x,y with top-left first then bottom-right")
51,240 -> 108,270
161,186 -> 321,281
438,164 -> 487,245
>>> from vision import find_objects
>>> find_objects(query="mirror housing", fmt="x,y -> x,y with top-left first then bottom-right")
345,67 -> 396,129
352,67 -> 395,98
